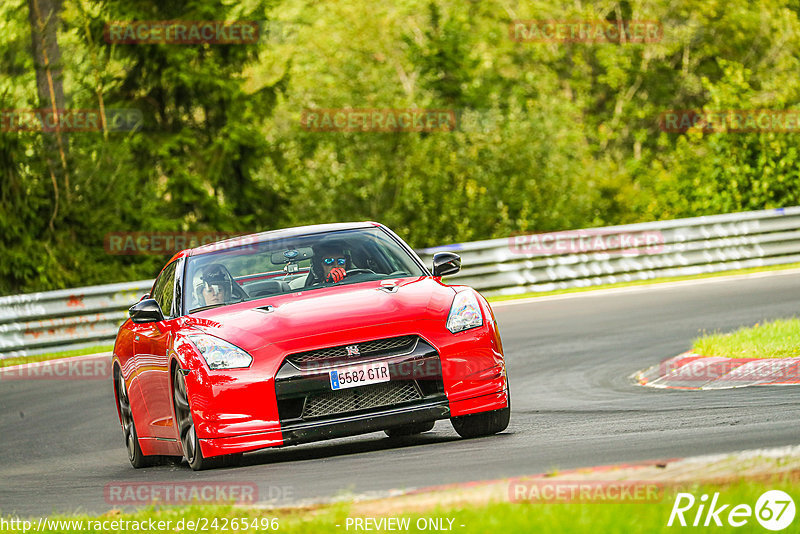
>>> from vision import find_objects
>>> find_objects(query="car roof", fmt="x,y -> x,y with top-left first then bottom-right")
165,221 -> 382,263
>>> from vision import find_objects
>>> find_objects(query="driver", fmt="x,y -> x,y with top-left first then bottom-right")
311,239 -> 351,284
195,263 -> 234,306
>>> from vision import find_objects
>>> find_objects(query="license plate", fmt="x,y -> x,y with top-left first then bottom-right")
330,362 -> 391,390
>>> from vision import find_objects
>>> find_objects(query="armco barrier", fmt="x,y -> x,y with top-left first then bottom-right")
2,207 -> 799,358
415,206 -> 800,296
0,280 -> 152,358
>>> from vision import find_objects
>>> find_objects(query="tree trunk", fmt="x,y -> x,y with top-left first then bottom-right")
27,0 -> 69,227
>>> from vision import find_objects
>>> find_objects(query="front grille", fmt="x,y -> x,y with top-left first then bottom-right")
302,382 -> 422,419
288,336 -> 417,368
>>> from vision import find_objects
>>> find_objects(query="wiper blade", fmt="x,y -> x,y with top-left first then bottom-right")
190,303 -> 228,313
190,296 -> 247,313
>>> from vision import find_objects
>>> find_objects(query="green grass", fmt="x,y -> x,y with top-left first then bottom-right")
693,318 -> 800,359
486,262 -> 800,303
1,478 -> 798,533
0,344 -> 112,369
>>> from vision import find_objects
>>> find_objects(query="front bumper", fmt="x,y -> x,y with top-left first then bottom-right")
189,322 -> 508,458
282,399 -> 450,445
199,399 -> 451,457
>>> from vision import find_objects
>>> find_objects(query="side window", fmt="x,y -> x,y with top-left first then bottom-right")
151,261 -> 178,318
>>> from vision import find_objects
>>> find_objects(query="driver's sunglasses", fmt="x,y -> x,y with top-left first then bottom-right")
203,282 -> 223,293
323,257 -> 346,266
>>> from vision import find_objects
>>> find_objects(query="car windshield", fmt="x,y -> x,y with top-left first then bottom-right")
184,227 -> 427,313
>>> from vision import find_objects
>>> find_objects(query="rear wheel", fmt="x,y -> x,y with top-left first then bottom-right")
384,421 -> 435,437
172,366 -> 241,471
115,368 -> 156,468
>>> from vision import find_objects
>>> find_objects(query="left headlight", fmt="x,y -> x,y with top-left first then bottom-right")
446,291 -> 484,333
187,334 -> 253,370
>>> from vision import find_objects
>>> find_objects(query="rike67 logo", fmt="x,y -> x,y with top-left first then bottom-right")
668,490 -> 795,530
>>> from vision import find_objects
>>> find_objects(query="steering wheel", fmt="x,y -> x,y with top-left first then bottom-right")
231,282 -> 249,301
344,268 -> 375,276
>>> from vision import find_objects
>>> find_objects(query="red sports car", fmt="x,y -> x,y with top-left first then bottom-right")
112,222 -> 510,470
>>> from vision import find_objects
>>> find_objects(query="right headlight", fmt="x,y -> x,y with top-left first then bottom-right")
187,334 -> 253,370
446,291 -> 484,333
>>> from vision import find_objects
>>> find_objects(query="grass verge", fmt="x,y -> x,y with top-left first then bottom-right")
486,262 -> 800,303
1,477 -> 798,533
693,318 -> 800,359
0,344 -> 112,369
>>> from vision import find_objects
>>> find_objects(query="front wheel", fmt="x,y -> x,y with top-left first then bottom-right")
172,366 -> 241,471
450,397 -> 510,439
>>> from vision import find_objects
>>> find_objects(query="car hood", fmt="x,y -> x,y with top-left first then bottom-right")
177,277 -> 456,353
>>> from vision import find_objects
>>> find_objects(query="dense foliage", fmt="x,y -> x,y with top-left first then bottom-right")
1,0 -> 799,293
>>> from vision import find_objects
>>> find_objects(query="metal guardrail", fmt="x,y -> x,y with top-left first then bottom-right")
2,206 -> 799,358
415,206 -> 800,295
0,280 -> 153,358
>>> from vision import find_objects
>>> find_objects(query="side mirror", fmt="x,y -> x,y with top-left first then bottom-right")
432,252 -> 461,277
129,298 -> 165,324
138,293 -> 150,302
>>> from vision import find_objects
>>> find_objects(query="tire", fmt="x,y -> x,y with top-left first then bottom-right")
384,420 -> 435,437
172,365 -> 240,471
450,392 -> 510,439
115,367 -> 157,468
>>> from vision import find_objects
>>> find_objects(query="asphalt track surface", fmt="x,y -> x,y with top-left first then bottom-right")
2,271 -> 800,516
